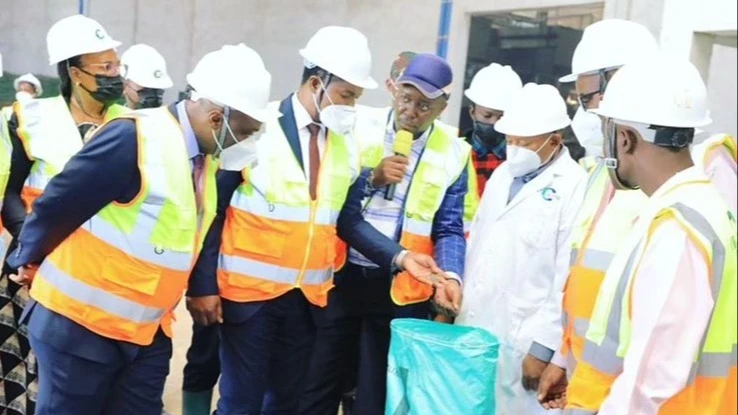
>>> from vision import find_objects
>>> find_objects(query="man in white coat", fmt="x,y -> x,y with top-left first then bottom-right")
455,83 -> 587,414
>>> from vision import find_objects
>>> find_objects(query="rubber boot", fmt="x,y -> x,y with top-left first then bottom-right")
182,389 -> 213,415
340,388 -> 357,415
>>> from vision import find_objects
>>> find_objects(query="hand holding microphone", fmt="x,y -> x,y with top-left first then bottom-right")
371,130 -> 413,199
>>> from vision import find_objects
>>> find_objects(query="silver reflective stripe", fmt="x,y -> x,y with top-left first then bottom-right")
671,203 -> 732,384
579,249 -> 614,272
697,345 -> 738,377
671,203 -> 725,298
569,248 -> 579,267
220,254 -> 332,286
38,260 -> 165,324
231,191 -> 340,226
564,409 -> 597,415
566,351 -> 578,376
404,217 -> 432,236
301,267 -> 333,285
86,214 -> 193,271
581,242 -> 641,375
574,317 -> 590,338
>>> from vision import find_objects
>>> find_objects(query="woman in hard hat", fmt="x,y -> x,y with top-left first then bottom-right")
120,44 -> 174,109
0,14 -> 126,415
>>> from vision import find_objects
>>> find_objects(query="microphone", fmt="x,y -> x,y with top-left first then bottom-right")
385,130 -> 413,200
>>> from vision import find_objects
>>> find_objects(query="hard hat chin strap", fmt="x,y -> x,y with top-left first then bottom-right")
604,118 -> 639,190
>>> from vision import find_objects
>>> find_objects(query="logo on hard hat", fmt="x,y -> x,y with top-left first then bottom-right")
154,70 -> 163,79
95,29 -> 105,40
673,89 -> 693,109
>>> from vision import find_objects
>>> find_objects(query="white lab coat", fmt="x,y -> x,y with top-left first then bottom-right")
456,147 -> 586,415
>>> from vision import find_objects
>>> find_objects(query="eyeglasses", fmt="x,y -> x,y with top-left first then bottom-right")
577,69 -> 610,110
81,61 -> 121,76
577,90 -> 600,110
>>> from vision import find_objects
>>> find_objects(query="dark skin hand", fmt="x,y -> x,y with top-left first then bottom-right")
186,295 -> 223,326
538,364 -> 568,409
372,155 -> 409,187
522,353 -> 548,391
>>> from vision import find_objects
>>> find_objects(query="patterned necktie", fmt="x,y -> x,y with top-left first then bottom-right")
307,124 -> 321,200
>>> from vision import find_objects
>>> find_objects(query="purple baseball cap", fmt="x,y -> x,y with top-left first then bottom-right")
396,53 -> 453,99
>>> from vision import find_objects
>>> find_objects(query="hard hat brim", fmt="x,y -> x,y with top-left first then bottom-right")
236,106 -> 282,123
464,88 -> 505,111
590,107 -> 714,129
131,75 -> 174,90
558,73 -> 577,83
494,117 -> 572,137
49,39 -> 122,65
299,49 -> 378,90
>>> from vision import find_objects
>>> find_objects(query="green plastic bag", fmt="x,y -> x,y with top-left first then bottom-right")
386,319 -> 500,415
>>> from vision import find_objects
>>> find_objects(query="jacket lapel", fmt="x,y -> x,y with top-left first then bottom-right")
278,94 -> 304,172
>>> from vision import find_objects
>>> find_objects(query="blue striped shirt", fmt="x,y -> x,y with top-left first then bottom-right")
348,113 -> 431,268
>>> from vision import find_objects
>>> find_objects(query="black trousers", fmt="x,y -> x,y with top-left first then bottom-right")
182,321 -> 221,392
299,263 -> 428,415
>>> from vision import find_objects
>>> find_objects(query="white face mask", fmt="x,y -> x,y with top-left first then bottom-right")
15,91 -> 33,103
506,134 -> 553,178
571,107 -> 604,158
220,134 -> 261,171
313,79 -> 357,136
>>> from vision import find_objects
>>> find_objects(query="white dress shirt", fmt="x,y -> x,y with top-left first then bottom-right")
292,93 -> 326,177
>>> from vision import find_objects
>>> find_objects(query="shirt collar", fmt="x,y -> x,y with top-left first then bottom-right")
292,93 -> 320,132
176,100 -> 201,160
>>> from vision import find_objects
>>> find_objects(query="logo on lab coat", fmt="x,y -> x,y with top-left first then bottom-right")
540,186 -> 558,201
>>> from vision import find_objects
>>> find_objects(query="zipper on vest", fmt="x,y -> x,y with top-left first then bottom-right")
295,200 -> 318,288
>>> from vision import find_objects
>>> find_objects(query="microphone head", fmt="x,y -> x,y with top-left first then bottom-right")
393,130 -> 413,156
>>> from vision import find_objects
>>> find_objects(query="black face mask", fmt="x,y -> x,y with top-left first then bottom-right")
135,88 -> 164,109
473,121 -> 507,156
79,68 -> 124,105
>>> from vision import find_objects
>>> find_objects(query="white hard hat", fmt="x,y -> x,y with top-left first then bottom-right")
186,43 -> 280,122
464,63 -> 522,111
299,26 -> 378,89
559,19 -> 658,83
121,44 -> 173,89
46,15 -> 121,65
592,53 -> 712,128
495,83 -> 571,137
14,73 -> 43,95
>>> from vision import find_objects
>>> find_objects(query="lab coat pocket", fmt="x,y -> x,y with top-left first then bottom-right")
503,290 -> 541,353
520,199 -> 557,249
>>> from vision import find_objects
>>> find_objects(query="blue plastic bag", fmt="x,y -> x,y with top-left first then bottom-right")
385,319 -> 500,415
